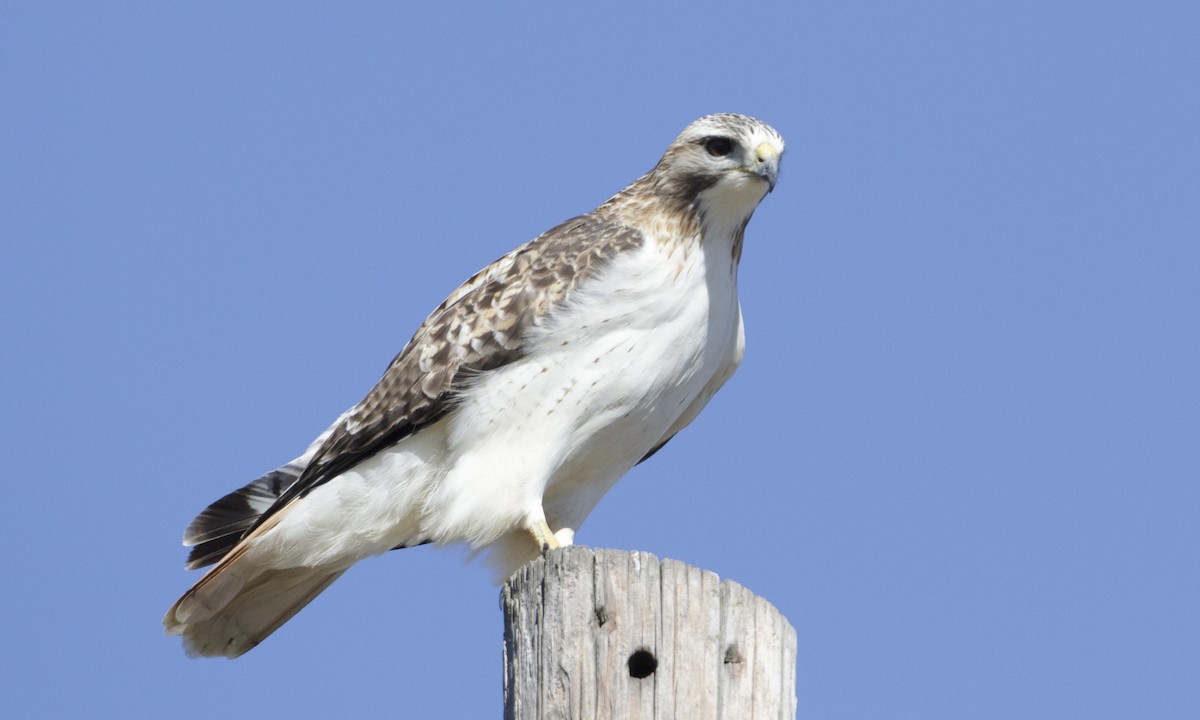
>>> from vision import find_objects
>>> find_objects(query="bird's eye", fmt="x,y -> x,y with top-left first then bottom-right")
703,137 -> 734,158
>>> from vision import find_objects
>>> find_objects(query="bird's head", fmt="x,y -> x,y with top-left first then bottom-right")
650,114 -> 784,216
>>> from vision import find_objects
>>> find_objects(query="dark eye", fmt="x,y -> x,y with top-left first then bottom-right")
703,137 -> 734,157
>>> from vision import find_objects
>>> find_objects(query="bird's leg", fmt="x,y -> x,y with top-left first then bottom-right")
525,515 -> 561,552
524,508 -> 576,551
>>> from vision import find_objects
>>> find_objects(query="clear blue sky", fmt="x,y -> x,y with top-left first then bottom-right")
3,2 -> 1197,718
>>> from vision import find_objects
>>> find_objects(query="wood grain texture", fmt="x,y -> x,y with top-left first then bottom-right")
502,547 -> 796,719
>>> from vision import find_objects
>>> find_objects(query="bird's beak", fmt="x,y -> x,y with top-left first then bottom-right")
753,142 -> 781,192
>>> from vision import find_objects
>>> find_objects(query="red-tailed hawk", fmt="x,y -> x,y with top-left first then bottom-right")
165,113 -> 784,657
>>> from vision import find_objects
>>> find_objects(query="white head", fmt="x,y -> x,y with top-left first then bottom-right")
639,114 -> 784,226
596,114 -> 784,251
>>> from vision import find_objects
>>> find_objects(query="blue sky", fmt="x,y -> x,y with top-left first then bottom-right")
2,2 -> 1197,718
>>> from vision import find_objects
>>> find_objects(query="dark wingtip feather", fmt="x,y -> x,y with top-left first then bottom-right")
181,463 -> 302,568
185,529 -> 255,569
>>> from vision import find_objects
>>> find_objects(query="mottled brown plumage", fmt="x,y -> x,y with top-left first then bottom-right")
167,113 -> 784,657
242,215 -> 647,540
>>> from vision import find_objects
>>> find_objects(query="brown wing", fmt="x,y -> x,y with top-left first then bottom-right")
242,213 -> 645,535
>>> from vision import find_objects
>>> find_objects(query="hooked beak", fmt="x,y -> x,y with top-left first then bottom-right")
753,142 -> 781,192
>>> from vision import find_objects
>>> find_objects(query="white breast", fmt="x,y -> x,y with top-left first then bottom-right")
423,228 -> 743,542
261,226 -> 745,577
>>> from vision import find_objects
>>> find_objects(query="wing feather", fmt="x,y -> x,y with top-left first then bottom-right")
243,214 -> 645,535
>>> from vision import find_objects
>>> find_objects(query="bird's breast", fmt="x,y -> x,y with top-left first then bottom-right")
453,237 -> 740,475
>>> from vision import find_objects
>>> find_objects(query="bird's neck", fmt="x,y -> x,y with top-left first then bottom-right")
595,176 -> 702,249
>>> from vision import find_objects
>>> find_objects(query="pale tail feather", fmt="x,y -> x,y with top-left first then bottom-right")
168,439 -> 423,657
167,506 -> 347,658
165,559 -> 346,658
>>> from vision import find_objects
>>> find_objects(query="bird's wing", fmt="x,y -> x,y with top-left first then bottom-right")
244,214 -> 645,534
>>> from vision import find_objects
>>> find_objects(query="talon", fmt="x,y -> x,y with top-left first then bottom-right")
526,516 -> 561,551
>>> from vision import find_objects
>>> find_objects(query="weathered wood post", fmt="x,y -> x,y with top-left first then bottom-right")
502,547 -> 797,719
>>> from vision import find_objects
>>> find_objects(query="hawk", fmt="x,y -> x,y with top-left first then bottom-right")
165,113 -> 784,657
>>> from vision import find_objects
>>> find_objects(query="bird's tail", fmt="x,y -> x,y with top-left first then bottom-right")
165,418 -> 375,656
166,456 -> 345,658
164,530 -> 347,658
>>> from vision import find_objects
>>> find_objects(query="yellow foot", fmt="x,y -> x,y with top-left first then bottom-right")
526,517 -> 561,552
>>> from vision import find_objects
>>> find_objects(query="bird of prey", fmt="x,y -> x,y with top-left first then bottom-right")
165,113 -> 784,657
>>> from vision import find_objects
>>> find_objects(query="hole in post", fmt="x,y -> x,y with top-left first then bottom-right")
724,645 -> 743,664
627,649 -> 657,679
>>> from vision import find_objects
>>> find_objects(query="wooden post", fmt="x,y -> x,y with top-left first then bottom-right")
502,547 -> 797,719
